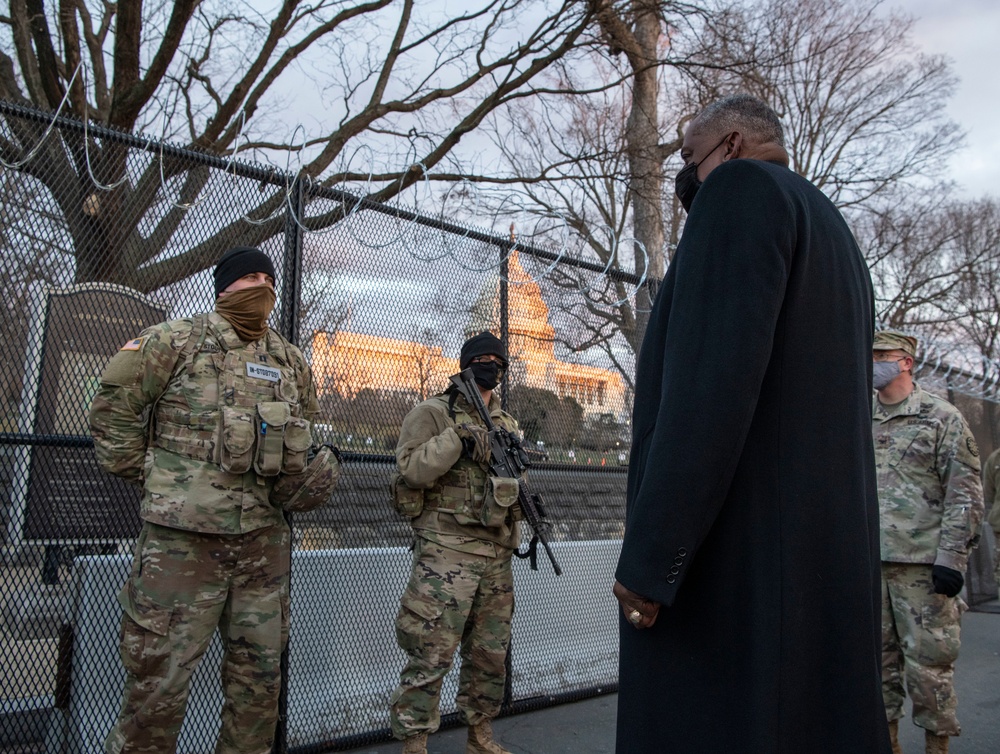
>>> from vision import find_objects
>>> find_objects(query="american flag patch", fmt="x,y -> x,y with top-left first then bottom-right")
120,337 -> 145,351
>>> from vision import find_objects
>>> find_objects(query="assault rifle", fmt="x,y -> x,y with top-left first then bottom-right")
450,368 -> 562,576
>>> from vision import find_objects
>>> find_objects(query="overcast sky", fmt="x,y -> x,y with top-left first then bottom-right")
897,0 -> 999,198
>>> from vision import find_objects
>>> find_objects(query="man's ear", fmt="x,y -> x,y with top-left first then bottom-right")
723,131 -> 743,161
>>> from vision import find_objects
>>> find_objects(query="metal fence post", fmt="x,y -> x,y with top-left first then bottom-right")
272,176 -> 305,754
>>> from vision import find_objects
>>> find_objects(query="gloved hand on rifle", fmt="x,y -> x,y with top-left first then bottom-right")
455,423 -> 492,464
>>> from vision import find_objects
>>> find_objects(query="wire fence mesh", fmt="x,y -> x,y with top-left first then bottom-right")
1,99 -> 997,753
0,100 -> 636,753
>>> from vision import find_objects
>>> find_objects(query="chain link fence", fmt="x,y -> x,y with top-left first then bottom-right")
1,99 -> 998,753
0,100 -> 637,753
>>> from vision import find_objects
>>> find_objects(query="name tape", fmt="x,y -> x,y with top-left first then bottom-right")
246,362 -> 281,382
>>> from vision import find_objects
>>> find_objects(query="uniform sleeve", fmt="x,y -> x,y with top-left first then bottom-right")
291,346 -> 319,422
396,403 -> 463,489
934,411 -> 985,571
984,451 -> 1000,536
87,326 -> 179,483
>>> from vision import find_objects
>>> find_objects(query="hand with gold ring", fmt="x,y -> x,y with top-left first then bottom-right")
613,580 -> 661,630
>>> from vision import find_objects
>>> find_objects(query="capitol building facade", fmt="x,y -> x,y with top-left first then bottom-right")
309,252 -> 628,419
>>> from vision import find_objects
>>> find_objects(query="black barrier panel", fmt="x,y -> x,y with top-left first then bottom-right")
18,285 -> 166,543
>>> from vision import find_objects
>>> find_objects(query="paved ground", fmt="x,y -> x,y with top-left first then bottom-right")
345,607 -> 1000,754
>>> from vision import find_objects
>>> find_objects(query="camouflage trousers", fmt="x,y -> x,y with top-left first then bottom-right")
995,532 -> 1000,586
104,521 -> 290,754
390,538 -> 514,739
881,562 -> 966,736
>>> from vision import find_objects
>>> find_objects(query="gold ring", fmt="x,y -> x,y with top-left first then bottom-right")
628,609 -> 642,625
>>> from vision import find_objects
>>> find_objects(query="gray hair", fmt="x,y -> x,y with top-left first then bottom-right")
694,94 -> 784,147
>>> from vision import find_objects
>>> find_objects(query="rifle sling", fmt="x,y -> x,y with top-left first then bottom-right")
513,535 -> 540,571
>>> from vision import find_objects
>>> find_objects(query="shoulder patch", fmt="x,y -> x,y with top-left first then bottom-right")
967,436 -> 979,458
120,336 -> 146,351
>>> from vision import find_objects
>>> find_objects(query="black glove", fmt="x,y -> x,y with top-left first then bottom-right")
454,424 -> 491,464
931,565 -> 964,597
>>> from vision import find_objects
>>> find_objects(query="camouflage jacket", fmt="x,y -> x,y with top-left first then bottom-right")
873,382 -> 984,571
396,389 -> 520,557
983,447 -> 1000,536
89,312 -> 318,535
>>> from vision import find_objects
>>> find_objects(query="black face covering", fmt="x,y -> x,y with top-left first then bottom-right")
673,134 -> 731,213
674,161 -> 702,213
470,361 -> 504,390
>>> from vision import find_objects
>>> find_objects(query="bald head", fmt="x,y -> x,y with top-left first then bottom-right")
692,94 -> 784,148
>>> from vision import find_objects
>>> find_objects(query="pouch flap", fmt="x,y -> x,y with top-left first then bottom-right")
221,406 -> 255,454
283,416 -> 313,452
118,581 -> 172,637
400,589 -> 447,622
490,476 -> 520,508
257,401 -> 291,428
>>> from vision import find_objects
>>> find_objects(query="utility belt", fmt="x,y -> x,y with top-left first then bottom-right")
391,465 -> 520,527
155,400 -> 312,476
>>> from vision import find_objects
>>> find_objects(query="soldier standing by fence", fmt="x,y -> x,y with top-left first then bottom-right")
980,446 -> 1000,588
389,331 -> 523,754
89,247 -> 338,754
873,330 -> 985,754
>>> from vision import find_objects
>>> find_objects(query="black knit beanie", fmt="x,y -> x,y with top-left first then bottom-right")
213,247 -> 276,297
460,331 -> 507,369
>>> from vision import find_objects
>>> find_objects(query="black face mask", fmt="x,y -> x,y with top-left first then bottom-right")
470,361 -> 504,390
674,135 -> 731,213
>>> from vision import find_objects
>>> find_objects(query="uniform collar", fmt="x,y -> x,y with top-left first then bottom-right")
207,311 -> 255,351
873,382 -> 924,422
449,388 -> 502,417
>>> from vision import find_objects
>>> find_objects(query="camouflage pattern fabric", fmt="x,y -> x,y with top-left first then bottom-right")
873,382 -> 984,572
390,537 -> 514,739
103,521 -> 291,754
881,562 -> 965,736
271,445 -> 340,512
874,382 -> 983,737
981,447 -> 1000,583
89,312 -> 318,534
91,309 -> 316,753
396,389 -> 521,557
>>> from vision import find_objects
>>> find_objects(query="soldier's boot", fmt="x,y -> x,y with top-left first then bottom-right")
466,720 -> 511,754
401,733 -> 428,754
888,720 -> 904,754
925,731 -> 949,754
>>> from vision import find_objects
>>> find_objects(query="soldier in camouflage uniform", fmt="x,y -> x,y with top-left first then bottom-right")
390,331 -> 523,754
89,247 -> 323,754
980,447 -> 1000,586
872,331 -> 984,754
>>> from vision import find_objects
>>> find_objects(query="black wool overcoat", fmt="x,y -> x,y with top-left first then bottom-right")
616,159 -> 890,754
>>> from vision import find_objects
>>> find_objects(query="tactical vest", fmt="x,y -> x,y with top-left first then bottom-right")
151,314 -> 312,477
421,401 -> 520,529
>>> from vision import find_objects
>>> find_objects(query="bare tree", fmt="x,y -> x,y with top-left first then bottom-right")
408,326 -> 449,400
471,0 -> 963,384
688,0 -> 963,208
0,0 -> 595,291
943,200 -> 1000,359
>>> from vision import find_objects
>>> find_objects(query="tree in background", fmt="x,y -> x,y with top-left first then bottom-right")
474,0 -> 969,379
506,385 -> 584,449
0,0 -> 595,290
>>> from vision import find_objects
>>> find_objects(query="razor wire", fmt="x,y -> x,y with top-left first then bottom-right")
898,330 -> 1000,404
0,71 -> 649,309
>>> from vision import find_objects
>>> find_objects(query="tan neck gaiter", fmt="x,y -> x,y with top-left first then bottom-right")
214,285 -> 276,342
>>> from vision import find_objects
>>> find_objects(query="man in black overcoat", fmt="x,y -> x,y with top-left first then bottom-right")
613,94 -> 891,753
